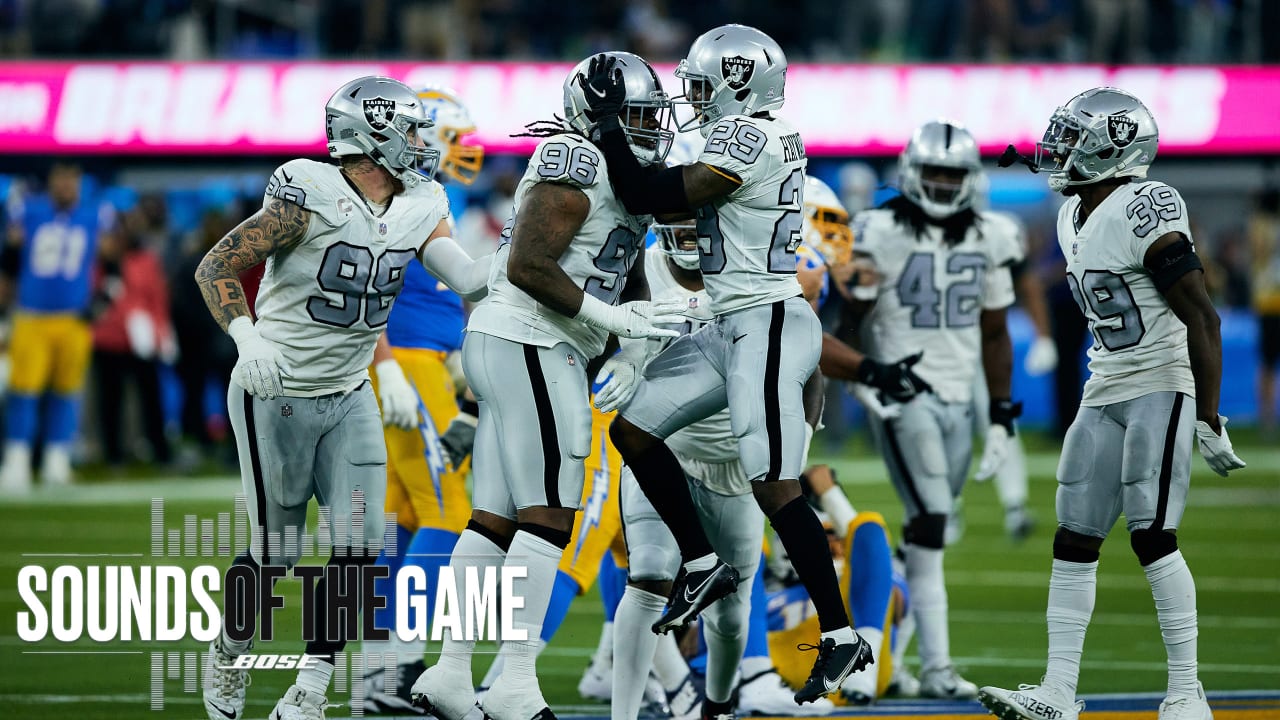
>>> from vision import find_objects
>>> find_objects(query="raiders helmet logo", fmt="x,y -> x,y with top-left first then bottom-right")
721,56 -> 755,91
1107,114 -> 1138,148
363,97 -> 396,131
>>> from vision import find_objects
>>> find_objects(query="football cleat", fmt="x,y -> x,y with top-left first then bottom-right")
202,637 -> 248,720
740,667 -> 834,716
0,445 -> 32,494
700,696 -> 735,720
642,673 -> 672,717
793,635 -> 874,704
666,673 -> 703,720
410,664 -> 480,720
365,660 -> 426,715
576,662 -> 611,702
920,664 -> 978,699
885,664 -> 919,698
268,685 -> 327,720
839,657 -> 878,705
39,445 -> 72,486
1005,505 -> 1036,543
653,561 -> 740,634
1158,683 -> 1213,720
479,675 -> 557,720
978,683 -> 1083,720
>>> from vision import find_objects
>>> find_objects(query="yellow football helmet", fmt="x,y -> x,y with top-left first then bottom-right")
416,86 -> 485,185
803,176 -> 854,267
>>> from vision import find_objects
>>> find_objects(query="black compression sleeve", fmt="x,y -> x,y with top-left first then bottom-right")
596,116 -> 690,215
1144,237 -> 1204,292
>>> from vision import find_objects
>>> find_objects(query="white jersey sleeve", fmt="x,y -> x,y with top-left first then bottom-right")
694,116 -> 807,315
1056,181 -> 1196,406
253,159 -> 450,395
978,211 -> 1026,311
466,133 -> 650,358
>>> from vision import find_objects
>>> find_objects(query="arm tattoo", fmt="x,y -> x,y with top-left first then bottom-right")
194,197 -> 310,331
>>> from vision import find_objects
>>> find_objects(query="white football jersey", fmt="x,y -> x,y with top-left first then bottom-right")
644,249 -> 747,495
1057,181 -> 1196,406
857,209 -> 1024,404
254,159 -> 450,396
467,133 -> 650,358
695,115 -> 807,315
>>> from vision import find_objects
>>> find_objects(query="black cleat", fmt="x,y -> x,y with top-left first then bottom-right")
366,660 -> 427,715
793,635 -> 874,704
652,561 -> 740,634
700,696 -> 736,720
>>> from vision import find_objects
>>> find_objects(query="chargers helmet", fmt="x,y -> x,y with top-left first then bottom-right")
416,86 -> 485,185
802,177 -> 854,266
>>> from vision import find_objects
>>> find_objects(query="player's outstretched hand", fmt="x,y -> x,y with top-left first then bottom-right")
577,54 -> 626,123
374,359 -> 419,430
1025,335 -> 1059,376
1195,415 -> 1246,477
975,425 -> 1011,481
228,316 -> 286,400
855,351 -> 933,403
576,295 -> 686,340
593,342 -> 650,413
849,382 -> 902,420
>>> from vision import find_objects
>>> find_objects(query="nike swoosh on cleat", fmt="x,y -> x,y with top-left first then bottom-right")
682,570 -> 718,602
208,701 -> 238,719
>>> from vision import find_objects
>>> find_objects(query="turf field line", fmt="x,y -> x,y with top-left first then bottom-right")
21,650 -> 144,654
949,655 -> 1280,674
946,569 -> 1280,592
948,609 -> 1280,629
20,552 -> 144,557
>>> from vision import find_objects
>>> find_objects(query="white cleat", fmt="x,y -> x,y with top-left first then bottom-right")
410,664 -> 479,720
479,675 -> 556,720
666,674 -> 702,720
885,664 -> 919,698
642,673 -> 672,717
1159,683 -> 1214,720
920,664 -> 978,699
39,445 -> 72,486
268,684 -> 327,720
739,668 -> 835,716
576,662 -> 611,702
978,683 -> 1083,720
0,445 -> 32,493
202,637 -> 248,720
839,657 -> 878,705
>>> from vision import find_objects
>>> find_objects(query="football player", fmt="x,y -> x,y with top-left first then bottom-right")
577,26 -> 929,704
849,120 -> 1025,698
0,162 -> 110,490
362,86 -> 487,714
978,88 -> 1244,720
409,52 -> 686,720
195,76 -> 492,720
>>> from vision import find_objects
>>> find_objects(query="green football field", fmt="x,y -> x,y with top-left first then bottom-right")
1,433 -> 1277,719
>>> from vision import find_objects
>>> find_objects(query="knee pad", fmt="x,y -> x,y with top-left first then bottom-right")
1052,527 -> 1102,564
702,595 -> 749,640
901,513 -> 947,550
626,543 -> 679,583
1130,528 -> 1178,566
517,522 -> 572,550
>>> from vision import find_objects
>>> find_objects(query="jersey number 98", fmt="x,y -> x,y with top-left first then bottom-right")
307,242 -> 417,329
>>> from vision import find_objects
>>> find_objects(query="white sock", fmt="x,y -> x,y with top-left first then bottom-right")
904,543 -> 950,672
296,659 -> 334,696
683,553 -> 717,573
856,625 -> 884,673
993,437 -> 1029,510
820,626 -> 856,645
613,586 -> 667,720
651,632 -> 690,693
1043,559 -> 1098,698
739,654 -> 772,680
437,529 -> 507,678
703,613 -> 748,703
892,608 -> 915,670
590,621 -> 615,672
495,531 -> 563,688
480,645 -> 505,689
1144,551 -> 1199,698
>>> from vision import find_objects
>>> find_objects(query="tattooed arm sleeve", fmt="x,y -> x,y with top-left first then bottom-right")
194,197 -> 311,332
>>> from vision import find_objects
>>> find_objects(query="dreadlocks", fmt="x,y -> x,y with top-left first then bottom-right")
882,194 -> 983,246
510,115 -> 583,140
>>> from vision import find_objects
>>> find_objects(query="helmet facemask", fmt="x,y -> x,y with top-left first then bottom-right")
387,115 -> 442,182
901,161 -> 977,219
439,126 -> 485,184
1034,109 -> 1087,192
654,222 -> 701,270
619,96 -> 675,166
673,68 -> 724,136
805,206 -> 854,266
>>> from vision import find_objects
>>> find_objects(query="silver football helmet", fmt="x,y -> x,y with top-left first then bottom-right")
675,24 -> 787,136
899,120 -> 983,219
326,76 -> 440,185
653,218 -> 700,270
565,51 -> 674,166
1035,87 -> 1158,193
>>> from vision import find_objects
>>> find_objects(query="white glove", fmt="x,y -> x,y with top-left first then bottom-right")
849,383 -> 902,420
593,340 -> 651,413
228,316 -> 286,400
576,295 -> 687,340
975,424 -> 1011,481
1025,335 -> 1058,376
375,359 -> 419,430
1195,415 -> 1246,477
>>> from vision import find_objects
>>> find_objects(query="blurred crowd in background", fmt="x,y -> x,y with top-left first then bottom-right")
1,0 -> 1278,64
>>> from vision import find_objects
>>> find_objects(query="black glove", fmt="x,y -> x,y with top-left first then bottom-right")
438,411 -> 477,471
855,351 -> 933,403
989,398 -> 1023,435
576,53 -> 626,125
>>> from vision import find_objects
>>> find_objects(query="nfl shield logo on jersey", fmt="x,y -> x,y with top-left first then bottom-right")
281,403 -> 293,418
378,222 -> 388,235
688,297 -> 699,309
363,97 -> 396,130
1107,114 -> 1138,148
721,56 -> 755,90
